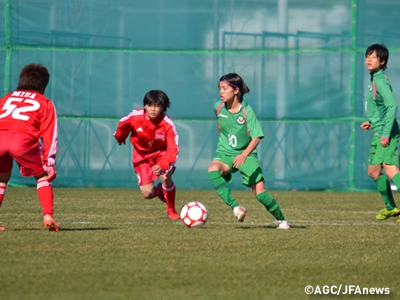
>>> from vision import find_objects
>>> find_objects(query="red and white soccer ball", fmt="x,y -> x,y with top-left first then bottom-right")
180,201 -> 208,228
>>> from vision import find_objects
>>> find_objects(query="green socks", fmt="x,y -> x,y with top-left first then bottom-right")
208,171 -> 238,209
256,191 -> 285,221
208,171 -> 286,220
391,173 -> 400,194
375,175 -> 396,210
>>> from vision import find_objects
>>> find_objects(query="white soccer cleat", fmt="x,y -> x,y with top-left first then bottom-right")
276,220 -> 290,230
233,206 -> 247,222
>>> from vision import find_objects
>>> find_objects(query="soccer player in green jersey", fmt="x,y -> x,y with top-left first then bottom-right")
208,73 -> 289,229
360,44 -> 400,221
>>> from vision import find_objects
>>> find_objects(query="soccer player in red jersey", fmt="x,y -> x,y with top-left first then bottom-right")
114,90 -> 180,220
0,63 -> 60,231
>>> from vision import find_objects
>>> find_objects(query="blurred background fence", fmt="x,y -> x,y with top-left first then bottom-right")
1,0 -> 400,191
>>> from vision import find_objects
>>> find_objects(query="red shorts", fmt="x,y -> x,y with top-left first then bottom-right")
0,130 -> 46,177
133,149 -> 166,186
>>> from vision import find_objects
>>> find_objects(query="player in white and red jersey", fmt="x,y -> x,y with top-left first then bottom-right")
114,90 -> 180,220
0,64 -> 60,231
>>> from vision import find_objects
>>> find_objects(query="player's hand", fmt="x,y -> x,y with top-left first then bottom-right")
152,165 -> 162,176
233,154 -> 247,168
360,122 -> 370,131
381,136 -> 389,148
118,141 -> 126,146
45,165 -> 57,182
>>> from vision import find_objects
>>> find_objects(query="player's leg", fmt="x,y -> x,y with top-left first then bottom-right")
368,164 -> 395,207
135,161 -> 178,219
370,136 -> 400,219
381,135 -> 400,190
0,171 -> 11,231
252,181 -> 289,229
208,157 -> 236,208
134,152 -> 167,201
368,136 -> 399,219
0,135 -> 13,208
35,173 -> 60,231
138,179 -> 164,202
240,159 -> 289,229
134,163 -> 165,202
379,163 -> 400,218
135,161 -> 158,199
0,134 -> 14,230
389,165 -> 400,223
151,166 -> 177,203
10,135 -> 60,231
139,183 -> 155,199
153,182 -> 165,202
252,180 -> 283,220
160,168 -> 179,220
0,171 -> 11,208
208,156 -> 246,221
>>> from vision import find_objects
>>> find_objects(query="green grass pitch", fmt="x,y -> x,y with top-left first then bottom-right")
0,187 -> 399,300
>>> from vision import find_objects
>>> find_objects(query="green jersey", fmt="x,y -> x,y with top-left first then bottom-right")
367,69 -> 399,137
214,100 -> 264,157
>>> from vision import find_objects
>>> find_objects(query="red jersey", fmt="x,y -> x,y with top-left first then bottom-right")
0,90 -> 58,166
114,108 -> 179,172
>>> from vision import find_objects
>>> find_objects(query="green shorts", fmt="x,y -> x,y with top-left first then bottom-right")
369,135 -> 400,166
212,153 -> 264,187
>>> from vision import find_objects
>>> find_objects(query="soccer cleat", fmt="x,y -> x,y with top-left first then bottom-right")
166,208 -> 180,220
375,207 -> 400,220
276,220 -> 290,230
233,206 -> 247,222
43,214 -> 60,231
0,225 -> 5,231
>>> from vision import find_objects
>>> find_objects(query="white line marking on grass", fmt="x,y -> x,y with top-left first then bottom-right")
1,219 -> 399,227
71,222 -> 96,224
281,208 -> 383,215
291,219 -> 399,226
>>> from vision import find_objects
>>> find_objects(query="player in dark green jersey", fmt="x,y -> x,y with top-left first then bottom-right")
208,73 -> 289,229
360,44 -> 400,221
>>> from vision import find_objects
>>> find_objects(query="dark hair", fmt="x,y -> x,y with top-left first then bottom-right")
143,90 -> 171,113
219,73 -> 250,102
16,63 -> 50,94
365,44 -> 389,70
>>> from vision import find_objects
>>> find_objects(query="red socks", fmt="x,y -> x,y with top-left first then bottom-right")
37,180 -> 54,216
0,185 -> 6,207
163,183 -> 176,209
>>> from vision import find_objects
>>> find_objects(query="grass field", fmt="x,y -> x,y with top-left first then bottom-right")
0,187 -> 399,300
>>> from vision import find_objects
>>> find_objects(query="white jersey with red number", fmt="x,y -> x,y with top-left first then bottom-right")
114,108 -> 179,172
0,90 -> 58,166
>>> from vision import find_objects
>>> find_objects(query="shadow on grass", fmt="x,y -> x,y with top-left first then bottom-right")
8,227 -> 116,231
59,227 -> 116,231
238,224 -> 307,230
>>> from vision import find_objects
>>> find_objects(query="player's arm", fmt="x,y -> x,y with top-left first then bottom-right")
246,107 -> 264,143
40,101 -> 58,181
113,116 -> 133,145
233,138 -> 261,168
214,102 -> 222,136
233,108 -> 264,167
158,122 -> 179,173
377,79 -> 397,146
242,137 -> 261,157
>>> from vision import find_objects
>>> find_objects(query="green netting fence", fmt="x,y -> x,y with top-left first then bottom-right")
1,0 -> 400,191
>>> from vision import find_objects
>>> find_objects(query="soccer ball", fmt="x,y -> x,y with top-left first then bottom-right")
180,201 -> 208,228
